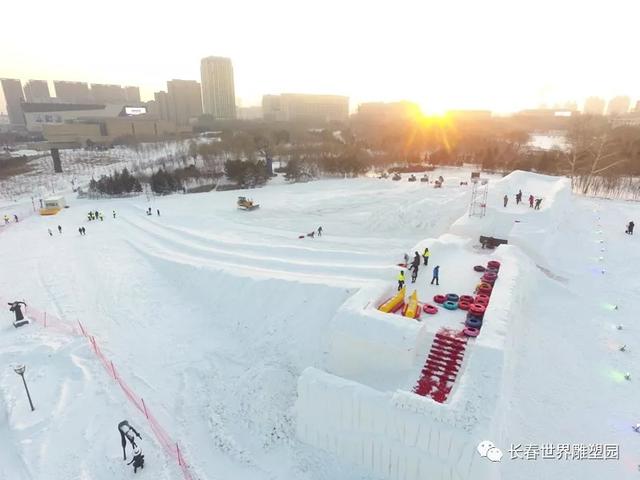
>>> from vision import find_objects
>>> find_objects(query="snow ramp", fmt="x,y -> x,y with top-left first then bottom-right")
451,170 -> 571,268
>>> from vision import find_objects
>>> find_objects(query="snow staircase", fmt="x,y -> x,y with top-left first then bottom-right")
413,330 -> 467,403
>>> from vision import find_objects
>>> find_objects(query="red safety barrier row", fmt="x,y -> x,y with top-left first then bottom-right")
2,295 -> 195,480
413,330 -> 468,403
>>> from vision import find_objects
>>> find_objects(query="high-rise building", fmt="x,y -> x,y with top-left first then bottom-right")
124,86 -> 141,103
583,96 -> 606,115
166,80 -> 202,125
154,91 -> 170,121
91,84 -> 126,104
0,78 -> 26,125
200,56 -> 236,119
262,93 -> 349,123
54,81 -> 92,104
607,96 -> 631,115
24,80 -> 51,103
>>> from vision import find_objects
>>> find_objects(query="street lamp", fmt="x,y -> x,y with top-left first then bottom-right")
13,365 -> 35,411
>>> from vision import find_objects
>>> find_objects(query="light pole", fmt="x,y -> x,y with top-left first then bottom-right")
13,365 -> 35,411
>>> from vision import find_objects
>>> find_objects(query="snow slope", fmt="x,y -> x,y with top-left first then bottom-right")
1,171 -> 640,479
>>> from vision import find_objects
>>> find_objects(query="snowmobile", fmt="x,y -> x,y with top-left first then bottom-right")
408,174 -> 417,182
237,196 -> 260,211
420,174 -> 429,183
392,173 -> 402,181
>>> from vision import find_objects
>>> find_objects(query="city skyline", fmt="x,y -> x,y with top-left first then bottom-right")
1,0 -> 639,115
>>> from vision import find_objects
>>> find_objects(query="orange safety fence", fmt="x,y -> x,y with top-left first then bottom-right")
2,295 -> 195,480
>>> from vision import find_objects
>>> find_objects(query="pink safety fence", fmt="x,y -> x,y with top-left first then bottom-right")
2,295 -> 195,480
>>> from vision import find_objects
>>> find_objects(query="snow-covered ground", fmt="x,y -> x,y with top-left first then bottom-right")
1,170 -> 639,479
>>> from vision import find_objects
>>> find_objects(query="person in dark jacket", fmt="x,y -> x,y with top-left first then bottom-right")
503,195 -> 508,207
534,198 -> 542,210
430,265 -> 440,285
156,209 -> 160,216
127,447 -> 145,473
57,225 -> 62,234
118,420 -> 142,460
626,221 -> 635,235
317,226 -> 323,236
409,262 -> 419,283
409,253 -> 420,282
529,194 -> 534,207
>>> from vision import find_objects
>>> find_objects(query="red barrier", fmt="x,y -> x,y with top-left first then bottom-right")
1,295 -> 195,480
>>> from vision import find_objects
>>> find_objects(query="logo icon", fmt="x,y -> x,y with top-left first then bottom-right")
477,440 -> 503,462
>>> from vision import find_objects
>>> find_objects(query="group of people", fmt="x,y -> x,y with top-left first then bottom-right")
504,190 -> 542,210
3,214 -> 18,224
47,225 -> 63,236
398,247 -> 439,289
87,210 -> 104,221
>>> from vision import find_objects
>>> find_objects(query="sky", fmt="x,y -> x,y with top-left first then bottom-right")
1,0 -> 639,115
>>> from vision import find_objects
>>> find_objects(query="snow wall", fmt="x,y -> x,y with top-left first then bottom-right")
295,245 -> 537,480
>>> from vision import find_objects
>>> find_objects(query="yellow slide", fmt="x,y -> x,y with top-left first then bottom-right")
378,287 -> 405,313
403,290 -> 420,319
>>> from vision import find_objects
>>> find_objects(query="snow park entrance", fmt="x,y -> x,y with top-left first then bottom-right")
1,169 -> 639,480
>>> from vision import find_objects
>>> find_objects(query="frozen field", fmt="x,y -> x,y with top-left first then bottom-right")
1,170 -> 640,479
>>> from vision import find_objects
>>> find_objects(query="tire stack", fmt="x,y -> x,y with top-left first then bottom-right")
465,260 -> 500,337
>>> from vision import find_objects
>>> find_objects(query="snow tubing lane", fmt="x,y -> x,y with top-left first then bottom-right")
464,326 -> 480,337
433,294 -> 447,304
459,295 -> 475,304
473,265 -> 486,272
487,260 -> 501,270
423,304 -> 438,314
446,293 -> 460,302
465,316 -> 483,328
443,300 -> 458,310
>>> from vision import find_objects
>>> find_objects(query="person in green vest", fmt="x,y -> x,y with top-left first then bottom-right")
422,247 -> 430,266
